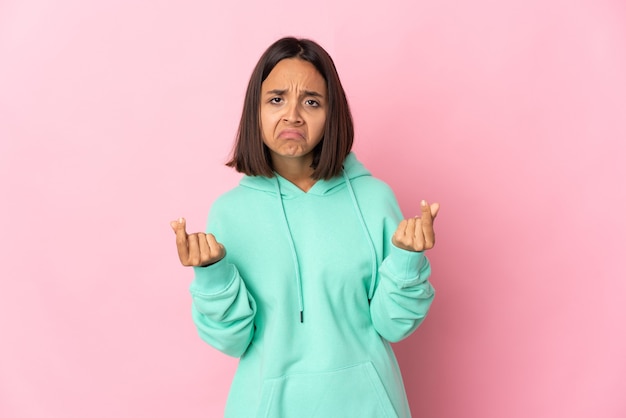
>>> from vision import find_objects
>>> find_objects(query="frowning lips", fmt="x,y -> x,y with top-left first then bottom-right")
277,129 -> 306,140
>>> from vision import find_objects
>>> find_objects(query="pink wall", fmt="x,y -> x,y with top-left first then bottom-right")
1,0 -> 625,417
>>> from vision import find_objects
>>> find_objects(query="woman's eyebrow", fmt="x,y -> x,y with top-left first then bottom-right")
303,90 -> 324,98
264,89 -> 325,98
265,89 -> 287,96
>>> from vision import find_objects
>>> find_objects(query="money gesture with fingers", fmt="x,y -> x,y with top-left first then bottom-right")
392,200 -> 440,252
170,217 -> 226,266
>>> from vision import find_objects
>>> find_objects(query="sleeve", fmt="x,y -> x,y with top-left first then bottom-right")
190,261 -> 257,357
188,198 -> 257,358
368,184 -> 435,343
369,245 -> 434,343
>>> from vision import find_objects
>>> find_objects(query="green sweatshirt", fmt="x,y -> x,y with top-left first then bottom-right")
190,153 -> 435,417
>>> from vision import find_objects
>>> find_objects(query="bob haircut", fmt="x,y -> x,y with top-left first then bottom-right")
226,37 -> 354,180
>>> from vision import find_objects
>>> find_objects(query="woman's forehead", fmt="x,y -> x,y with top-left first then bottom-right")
263,59 -> 326,92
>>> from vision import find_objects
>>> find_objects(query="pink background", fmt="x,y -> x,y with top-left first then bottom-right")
1,0 -> 625,417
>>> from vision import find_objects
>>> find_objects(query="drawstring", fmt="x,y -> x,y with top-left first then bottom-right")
274,177 -> 305,323
274,170 -> 379,322
343,170 -> 378,301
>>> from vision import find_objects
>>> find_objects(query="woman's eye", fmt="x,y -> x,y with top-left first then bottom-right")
305,99 -> 319,107
269,97 -> 282,104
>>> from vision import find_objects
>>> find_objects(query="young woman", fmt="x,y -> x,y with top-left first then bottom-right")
171,37 -> 439,418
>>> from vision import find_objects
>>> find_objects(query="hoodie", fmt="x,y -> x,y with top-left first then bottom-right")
189,153 -> 435,418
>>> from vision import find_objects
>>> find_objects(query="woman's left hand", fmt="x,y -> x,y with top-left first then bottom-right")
392,200 -> 440,252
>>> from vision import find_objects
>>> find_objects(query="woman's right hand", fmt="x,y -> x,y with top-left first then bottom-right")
170,218 -> 226,266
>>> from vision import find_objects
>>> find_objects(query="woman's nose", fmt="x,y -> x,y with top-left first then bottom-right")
283,102 -> 303,124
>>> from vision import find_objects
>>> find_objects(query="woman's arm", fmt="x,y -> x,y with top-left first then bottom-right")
369,200 -> 439,343
369,247 -> 434,343
171,217 -> 257,357
190,261 -> 256,357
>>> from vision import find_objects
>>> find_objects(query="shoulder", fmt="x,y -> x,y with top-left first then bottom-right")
342,153 -> 397,201
350,175 -> 397,202
346,175 -> 402,223
208,175 -> 279,221
206,184 -> 260,232
209,183 -> 256,215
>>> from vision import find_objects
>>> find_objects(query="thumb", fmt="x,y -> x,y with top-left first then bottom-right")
170,217 -> 187,235
430,203 -> 440,220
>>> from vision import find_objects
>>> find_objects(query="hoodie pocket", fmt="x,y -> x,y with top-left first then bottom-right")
256,362 -> 398,418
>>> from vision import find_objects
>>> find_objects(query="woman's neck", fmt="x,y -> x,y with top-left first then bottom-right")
272,156 -> 317,192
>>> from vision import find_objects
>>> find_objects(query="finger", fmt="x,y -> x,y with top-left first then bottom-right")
395,219 -> 408,238
420,201 -> 435,248
420,200 -> 433,226
406,217 -> 417,238
197,232 -> 211,265
205,233 -> 218,248
206,233 -> 226,262
422,222 -> 435,249
401,217 -> 417,249
413,217 -> 425,251
187,233 -> 200,265
392,219 -> 408,247
172,218 -> 190,263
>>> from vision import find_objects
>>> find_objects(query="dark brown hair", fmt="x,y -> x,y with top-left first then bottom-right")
226,37 -> 354,180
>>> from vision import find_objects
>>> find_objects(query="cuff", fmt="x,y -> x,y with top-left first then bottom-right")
190,259 -> 236,296
385,245 -> 430,284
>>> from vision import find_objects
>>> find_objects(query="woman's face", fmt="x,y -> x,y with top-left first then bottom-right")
260,58 -> 327,168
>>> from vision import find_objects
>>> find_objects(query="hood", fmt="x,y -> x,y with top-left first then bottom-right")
238,152 -> 371,197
